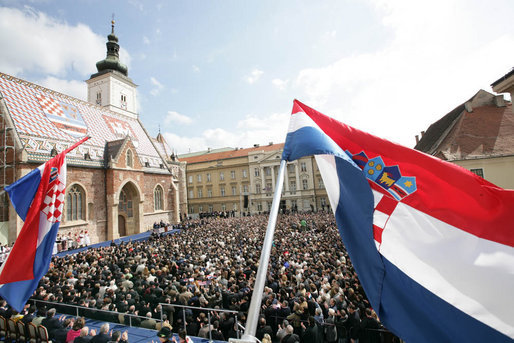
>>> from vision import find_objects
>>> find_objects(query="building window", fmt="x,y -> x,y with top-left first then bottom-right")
119,190 -> 133,217
199,205 -> 203,212
190,206 -> 194,213
265,167 -> 271,176
291,199 -> 297,210
470,168 -> 484,178
220,172 -> 224,181
207,173 -> 211,182
231,170 -> 236,179
154,185 -> 164,211
188,189 -> 194,199
320,197 -> 327,208
96,91 -> 102,105
254,168 -> 260,177
221,203 -> 226,211
243,184 -> 248,193
126,149 -> 133,168
318,177 -> 324,189
66,184 -> 85,221
120,94 -> 127,109
242,169 -> 247,178
267,201 -> 272,210
266,183 -> 272,196
290,181 -> 296,194
233,203 -> 238,211
208,205 -> 213,212
197,174 -> 202,182
256,184 -> 261,194
301,162 -> 307,172
197,188 -> 203,198
220,186 -> 225,196
207,188 -> 212,198
188,175 -> 193,184
257,202 -> 263,211
288,164 -> 295,174
231,186 -> 237,196
302,179 -> 308,190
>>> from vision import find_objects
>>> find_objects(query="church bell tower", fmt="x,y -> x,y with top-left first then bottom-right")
86,20 -> 138,119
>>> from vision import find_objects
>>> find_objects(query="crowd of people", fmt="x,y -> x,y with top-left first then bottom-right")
4,212 -> 392,342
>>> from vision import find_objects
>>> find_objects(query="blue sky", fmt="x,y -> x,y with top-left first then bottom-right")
0,0 -> 513,154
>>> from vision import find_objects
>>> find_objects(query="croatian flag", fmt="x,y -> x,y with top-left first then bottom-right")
0,137 -> 88,312
282,100 -> 514,342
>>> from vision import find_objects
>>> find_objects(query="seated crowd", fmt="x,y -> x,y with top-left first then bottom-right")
2,212 -> 391,343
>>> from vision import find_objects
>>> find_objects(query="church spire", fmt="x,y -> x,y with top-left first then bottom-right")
95,18 -> 128,76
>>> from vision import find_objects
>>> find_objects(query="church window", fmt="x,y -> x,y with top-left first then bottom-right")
96,92 -> 102,105
66,184 -> 86,222
126,149 -> 133,168
154,185 -> 164,211
120,94 -> 127,109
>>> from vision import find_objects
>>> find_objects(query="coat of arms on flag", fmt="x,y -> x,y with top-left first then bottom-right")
36,94 -> 88,138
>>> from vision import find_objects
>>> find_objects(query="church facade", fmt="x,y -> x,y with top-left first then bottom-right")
0,22 -> 187,245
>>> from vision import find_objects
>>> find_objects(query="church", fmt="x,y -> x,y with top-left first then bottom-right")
0,21 -> 187,245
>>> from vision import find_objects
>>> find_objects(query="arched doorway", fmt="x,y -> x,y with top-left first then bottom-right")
118,215 -> 126,237
118,182 -> 140,237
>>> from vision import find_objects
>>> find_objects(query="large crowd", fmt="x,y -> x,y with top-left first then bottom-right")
3,212 -> 392,343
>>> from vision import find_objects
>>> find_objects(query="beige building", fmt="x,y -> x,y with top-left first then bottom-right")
180,143 -> 329,217
415,69 -> 514,189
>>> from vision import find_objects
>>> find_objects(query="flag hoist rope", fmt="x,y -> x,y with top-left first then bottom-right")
240,160 -> 286,342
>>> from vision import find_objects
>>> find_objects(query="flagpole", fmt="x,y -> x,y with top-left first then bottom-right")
63,136 -> 90,155
237,159 -> 286,342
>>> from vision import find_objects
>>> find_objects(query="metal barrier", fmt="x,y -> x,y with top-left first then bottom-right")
159,302 -> 241,342
30,299 -> 149,328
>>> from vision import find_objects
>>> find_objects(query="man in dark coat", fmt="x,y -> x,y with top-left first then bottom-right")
41,308 -> 64,339
300,316 -> 318,343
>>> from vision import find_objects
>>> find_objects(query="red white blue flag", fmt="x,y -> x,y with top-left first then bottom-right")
0,137 -> 88,311
282,100 -> 514,342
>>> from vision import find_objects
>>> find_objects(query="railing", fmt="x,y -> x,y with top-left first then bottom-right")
159,302 -> 241,342
30,299 -> 149,328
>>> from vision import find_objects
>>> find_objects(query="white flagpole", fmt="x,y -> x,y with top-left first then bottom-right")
233,159 -> 286,342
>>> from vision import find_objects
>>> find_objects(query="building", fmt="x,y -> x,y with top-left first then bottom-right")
0,21 -> 186,244
180,143 -> 330,217
415,70 -> 514,189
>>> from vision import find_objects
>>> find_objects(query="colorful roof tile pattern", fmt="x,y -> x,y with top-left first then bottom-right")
0,73 -> 165,168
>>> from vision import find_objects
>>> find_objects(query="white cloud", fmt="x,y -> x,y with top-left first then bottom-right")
150,76 -> 164,96
246,69 -> 264,84
165,111 -> 193,125
295,0 -> 514,147
0,6 -> 131,78
165,112 -> 289,154
192,65 -> 200,73
38,76 -> 86,100
272,78 -> 289,91
143,36 -> 150,45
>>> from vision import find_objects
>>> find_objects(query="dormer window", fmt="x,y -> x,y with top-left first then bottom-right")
126,149 -> 133,168
96,92 -> 102,105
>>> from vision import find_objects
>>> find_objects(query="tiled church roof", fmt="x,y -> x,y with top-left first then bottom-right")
0,72 -> 166,169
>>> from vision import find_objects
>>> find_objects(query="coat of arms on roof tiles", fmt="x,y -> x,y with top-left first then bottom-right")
102,115 -> 139,147
35,93 -> 88,138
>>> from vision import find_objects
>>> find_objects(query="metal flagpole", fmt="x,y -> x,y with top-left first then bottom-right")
230,160 -> 286,343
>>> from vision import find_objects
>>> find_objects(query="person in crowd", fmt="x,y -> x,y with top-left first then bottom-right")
90,323 -> 111,343
16,213 -> 389,341
66,317 -> 86,343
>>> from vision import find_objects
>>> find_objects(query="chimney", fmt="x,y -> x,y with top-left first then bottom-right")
494,95 -> 506,107
253,144 -> 260,148
207,147 -> 211,152
421,131 -> 425,137
415,135 -> 420,144
464,101 -> 473,112
268,142 -> 273,145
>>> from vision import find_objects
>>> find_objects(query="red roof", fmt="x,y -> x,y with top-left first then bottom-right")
181,143 -> 285,164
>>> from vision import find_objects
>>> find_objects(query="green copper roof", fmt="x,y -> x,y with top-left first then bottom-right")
95,20 -> 128,76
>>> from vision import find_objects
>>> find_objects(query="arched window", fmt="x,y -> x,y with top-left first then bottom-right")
154,185 -> 163,211
66,184 -> 86,221
126,149 -> 133,168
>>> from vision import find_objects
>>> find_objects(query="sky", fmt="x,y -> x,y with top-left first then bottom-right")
0,0 -> 513,154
